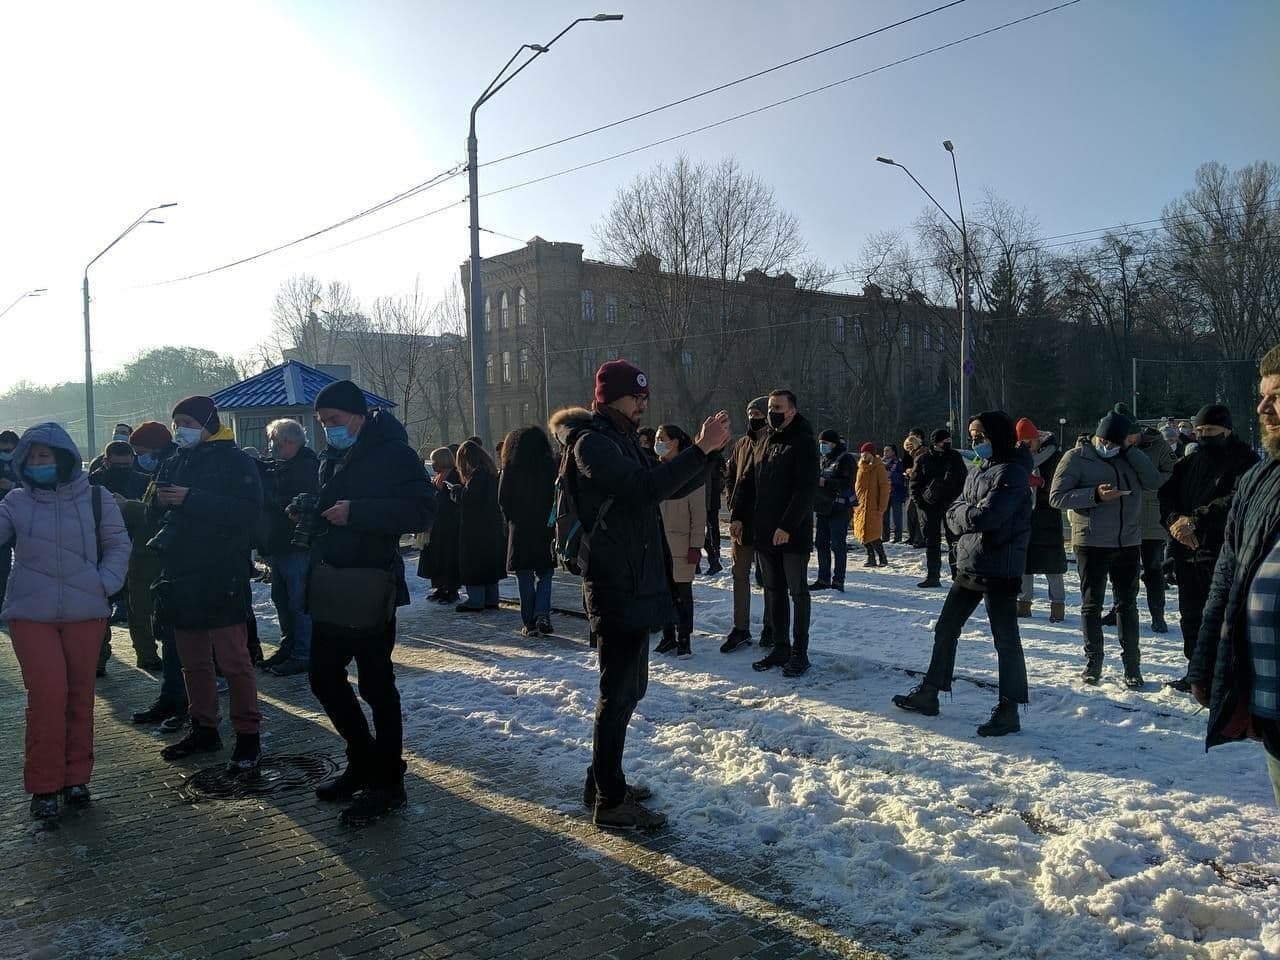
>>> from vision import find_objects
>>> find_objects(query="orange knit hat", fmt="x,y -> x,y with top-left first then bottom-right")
1014,417 -> 1039,442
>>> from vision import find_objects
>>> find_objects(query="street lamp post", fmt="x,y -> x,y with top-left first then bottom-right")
467,13 -> 622,444
0,288 -> 48,322
83,203 -> 177,453
876,147 -> 972,440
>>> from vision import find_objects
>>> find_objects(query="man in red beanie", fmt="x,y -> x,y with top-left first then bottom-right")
549,360 -> 731,830
1014,417 -> 1068,622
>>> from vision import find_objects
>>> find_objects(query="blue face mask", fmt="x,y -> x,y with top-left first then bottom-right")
974,441 -> 993,461
136,453 -> 158,472
25,464 -> 58,486
1095,440 -> 1121,459
819,443 -> 833,456
175,426 -> 203,449
653,440 -> 670,457
325,425 -> 356,450
0,450 -> 13,462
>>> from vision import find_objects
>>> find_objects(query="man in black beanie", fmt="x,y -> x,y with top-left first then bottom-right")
909,428 -> 968,588
306,381 -> 434,825
1159,403 -> 1258,690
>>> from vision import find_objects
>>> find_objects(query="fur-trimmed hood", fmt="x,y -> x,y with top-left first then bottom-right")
549,406 -> 595,448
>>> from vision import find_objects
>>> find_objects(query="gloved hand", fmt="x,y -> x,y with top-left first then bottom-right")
686,547 -> 701,565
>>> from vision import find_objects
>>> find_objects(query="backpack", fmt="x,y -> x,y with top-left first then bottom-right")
551,431 -> 613,576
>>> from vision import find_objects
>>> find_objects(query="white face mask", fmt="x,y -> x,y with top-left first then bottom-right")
653,440 -> 670,457
175,426 -> 203,449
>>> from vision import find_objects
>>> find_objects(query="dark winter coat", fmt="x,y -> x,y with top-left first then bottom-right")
549,406 -> 708,634
884,455 -> 908,505
150,430 -> 263,629
1048,439 -> 1164,549
1025,436 -> 1068,575
417,468 -> 460,585
945,413 -> 1033,580
724,428 -> 764,518
704,450 -> 726,517
1159,435 -> 1259,566
260,446 -> 320,556
456,471 -> 506,585
813,444 -> 856,517
89,463 -> 148,500
909,445 -> 968,513
312,410 -> 435,608
498,455 -> 557,573
731,414 -> 820,554
1189,457 -> 1280,751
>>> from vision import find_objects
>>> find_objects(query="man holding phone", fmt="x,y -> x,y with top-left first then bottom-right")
1050,409 -> 1164,687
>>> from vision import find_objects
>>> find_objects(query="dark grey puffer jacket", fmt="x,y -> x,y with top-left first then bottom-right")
1048,439 -> 1163,549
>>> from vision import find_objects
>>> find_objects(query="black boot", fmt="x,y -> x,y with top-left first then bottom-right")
752,647 -> 791,672
62,784 -> 91,807
654,627 -> 678,655
676,636 -> 692,660
977,698 -> 1020,737
758,626 -> 775,648
1150,611 -> 1168,633
1080,661 -> 1102,685
131,698 -> 179,724
340,783 -> 407,826
892,682 -> 940,716
874,542 -> 888,567
161,723 -> 222,761
1100,608 -> 1117,627
30,793 -> 59,820
719,628 -> 752,653
863,547 -> 876,568
316,763 -> 372,802
226,732 -> 261,774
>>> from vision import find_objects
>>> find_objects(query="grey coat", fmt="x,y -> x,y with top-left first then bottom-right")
1048,439 -> 1164,549
1134,427 -> 1175,540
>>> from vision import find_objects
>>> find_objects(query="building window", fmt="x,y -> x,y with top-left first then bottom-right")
485,354 -> 494,385
581,288 -> 595,323
853,317 -> 863,339
501,405 -> 510,434
605,293 -> 618,324
499,291 -> 510,329
923,326 -> 932,351
629,301 -> 644,325
520,402 -> 531,424
681,350 -> 694,371
501,351 -> 512,384
517,287 -> 527,325
901,325 -> 911,348
484,296 -> 492,332
834,316 -> 846,343
518,348 -> 530,382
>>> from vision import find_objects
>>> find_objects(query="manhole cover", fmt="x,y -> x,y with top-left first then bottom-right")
179,753 -> 340,802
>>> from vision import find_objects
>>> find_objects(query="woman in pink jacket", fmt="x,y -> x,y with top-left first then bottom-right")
1,423 -> 130,820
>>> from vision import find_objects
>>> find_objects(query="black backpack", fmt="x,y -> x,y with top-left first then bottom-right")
551,431 -> 613,576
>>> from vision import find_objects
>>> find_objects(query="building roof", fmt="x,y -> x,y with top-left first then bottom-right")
210,360 -> 395,411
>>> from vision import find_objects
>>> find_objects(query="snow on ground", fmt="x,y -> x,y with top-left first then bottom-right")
358,545 -> 1277,958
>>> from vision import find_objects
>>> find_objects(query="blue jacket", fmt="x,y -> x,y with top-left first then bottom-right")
945,445 -> 1033,580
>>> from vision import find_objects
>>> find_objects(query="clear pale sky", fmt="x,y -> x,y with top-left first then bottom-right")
1,0 -> 1276,393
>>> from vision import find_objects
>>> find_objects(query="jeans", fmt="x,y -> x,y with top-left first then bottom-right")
757,548 -> 811,656
923,507 -> 957,581
176,624 -> 262,734
1175,557 -> 1215,661
1020,573 -> 1066,604
924,579 -> 1028,703
1077,545 -> 1142,672
586,627 -> 649,808
883,501 -> 904,542
730,539 -> 774,634
309,618 -> 404,787
463,583 -> 499,608
814,510 -> 850,586
269,551 -> 312,661
515,569 -> 553,626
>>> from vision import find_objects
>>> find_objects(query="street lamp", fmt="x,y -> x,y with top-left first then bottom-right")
875,149 -> 972,442
467,13 -> 622,443
0,287 -> 48,322
83,202 -> 177,452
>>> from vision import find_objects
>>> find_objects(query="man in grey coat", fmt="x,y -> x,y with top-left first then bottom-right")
1050,409 -> 1165,687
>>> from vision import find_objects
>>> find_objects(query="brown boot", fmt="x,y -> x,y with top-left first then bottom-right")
1017,600 -> 1033,618
1049,602 -> 1066,623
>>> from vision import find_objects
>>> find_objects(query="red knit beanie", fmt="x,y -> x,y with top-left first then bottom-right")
129,421 -> 173,450
594,360 -> 649,405
1015,417 -> 1039,442
859,442 -> 876,454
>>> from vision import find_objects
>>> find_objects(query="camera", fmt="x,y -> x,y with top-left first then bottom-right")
289,492 -> 326,549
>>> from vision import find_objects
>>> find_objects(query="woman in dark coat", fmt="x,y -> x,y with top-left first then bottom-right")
499,427 -> 558,636
1014,419 -> 1068,622
416,447 -> 461,604
454,441 -> 506,613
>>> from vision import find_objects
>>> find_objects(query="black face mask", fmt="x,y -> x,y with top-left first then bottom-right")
935,440 -> 951,452
748,417 -> 766,434
1197,433 -> 1228,449
768,411 -> 787,431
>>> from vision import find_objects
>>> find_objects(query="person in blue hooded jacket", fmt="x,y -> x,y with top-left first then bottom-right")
893,411 -> 1033,737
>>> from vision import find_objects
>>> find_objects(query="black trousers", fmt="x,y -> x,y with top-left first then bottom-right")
309,618 -> 404,787
586,627 -> 649,808
907,499 -> 923,545
704,507 -> 721,563
1077,546 -> 1141,672
1175,556 -> 1216,661
924,578 -> 1028,702
757,548 -> 811,656
923,506 -> 957,581
1139,538 -> 1167,616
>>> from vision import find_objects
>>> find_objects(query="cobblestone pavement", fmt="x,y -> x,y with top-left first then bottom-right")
0,614 -> 893,960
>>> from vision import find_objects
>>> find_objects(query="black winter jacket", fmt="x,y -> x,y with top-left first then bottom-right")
312,410 -> 434,608
151,436 -> 263,629
946,435 -> 1033,580
498,455 -> 556,573
813,445 -> 857,517
417,468 -> 460,585
457,471 -> 506,585
260,446 -> 320,556
1025,437 -> 1068,575
731,414 -> 819,553
910,445 -> 968,512
1159,436 -> 1259,565
1189,458 -> 1280,751
89,463 -> 148,499
550,406 -> 708,634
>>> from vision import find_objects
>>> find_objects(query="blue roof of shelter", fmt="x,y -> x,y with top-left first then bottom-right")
210,360 -> 395,411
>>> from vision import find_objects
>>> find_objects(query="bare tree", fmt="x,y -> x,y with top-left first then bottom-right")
349,281 -> 435,449
268,275 -> 368,366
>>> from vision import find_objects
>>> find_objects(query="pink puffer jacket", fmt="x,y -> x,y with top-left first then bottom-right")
0,476 -> 131,624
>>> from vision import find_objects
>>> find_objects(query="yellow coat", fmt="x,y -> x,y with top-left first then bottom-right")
853,458 -> 890,544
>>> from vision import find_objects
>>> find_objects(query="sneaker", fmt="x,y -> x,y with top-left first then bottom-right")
752,648 -> 791,672
269,658 -> 309,677
260,650 -> 289,670
892,682 -> 940,716
917,578 -> 942,589
316,765 -> 372,802
808,581 -> 831,591
159,713 -> 189,734
536,616 -> 554,636
781,653 -> 810,677
1124,673 -> 1145,690
593,797 -> 667,832
1151,614 -> 1168,634
520,625 -> 537,637
131,699 -> 179,724
62,784 -> 91,807
676,637 -> 692,660
1166,675 -> 1193,692
161,724 -> 222,761
30,793 -> 58,821
977,699 -> 1020,737
654,634 -> 678,655
340,784 -> 407,826
226,733 -> 261,774
720,628 -> 752,653
583,781 -> 653,809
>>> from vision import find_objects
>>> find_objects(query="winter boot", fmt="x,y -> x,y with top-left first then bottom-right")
1017,600 -> 1033,618
808,580 -> 831,591
340,783 -> 407,826
62,784 -> 91,808
917,578 -> 942,588
1100,608 -> 1117,627
132,698 -> 180,724
863,546 -> 876,568
720,628 -> 752,653
1080,661 -> 1102,685
1123,672 -> 1145,690
752,647 -> 791,672
676,636 -> 692,660
316,764 -> 372,802
583,779 -> 652,809
30,793 -> 58,820
1049,602 -> 1066,623
781,652 -> 811,677
226,733 -> 261,774
892,682 -> 940,716
161,723 -> 222,761
593,797 -> 667,832
654,627 -> 678,655
977,699 -> 1021,737
1150,611 -> 1168,634
874,542 -> 888,567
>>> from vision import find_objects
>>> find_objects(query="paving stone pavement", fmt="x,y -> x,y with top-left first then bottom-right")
0,612 -> 893,960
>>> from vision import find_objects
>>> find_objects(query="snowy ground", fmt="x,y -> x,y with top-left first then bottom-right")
334,544 -> 1277,959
